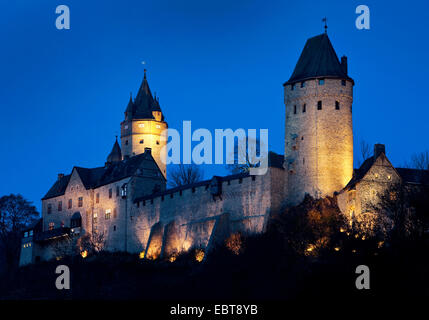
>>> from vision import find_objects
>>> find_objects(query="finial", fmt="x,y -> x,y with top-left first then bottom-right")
115,135 -> 118,141
144,68 -> 147,79
322,17 -> 327,34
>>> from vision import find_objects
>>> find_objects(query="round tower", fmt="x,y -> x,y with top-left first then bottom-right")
121,70 -> 168,178
284,33 -> 354,206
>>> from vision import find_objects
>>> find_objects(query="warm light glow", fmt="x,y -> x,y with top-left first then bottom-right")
169,255 -> 177,263
81,250 -> 88,258
334,247 -> 340,251
195,249 -> 205,262
339,227 -> 345,233
377,241 -> 384,248
139,250 -> 145,259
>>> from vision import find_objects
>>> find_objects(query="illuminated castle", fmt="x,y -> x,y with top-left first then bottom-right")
19,33 -> 429,265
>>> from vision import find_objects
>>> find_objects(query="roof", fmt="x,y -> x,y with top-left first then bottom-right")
268,151 -> 284,169
34,227 -> 70,242
42,150 -> 164,200
396,168 -> 429,185
284,33 -> 352,85
106,138 -> 122,163
125,71 -> 164,120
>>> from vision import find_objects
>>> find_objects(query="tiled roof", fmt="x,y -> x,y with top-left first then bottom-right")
284,33 -> 352,85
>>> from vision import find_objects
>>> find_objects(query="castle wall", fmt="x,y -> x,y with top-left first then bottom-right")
127,167 -> 285,257
284,78 -> 353,206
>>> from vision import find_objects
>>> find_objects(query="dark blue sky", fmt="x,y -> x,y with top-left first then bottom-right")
1,0 -> 428,211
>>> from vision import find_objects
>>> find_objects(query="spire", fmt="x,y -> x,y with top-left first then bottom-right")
284,33 -> 353,85
322,17 -> 327,34
106,136 -> 122,164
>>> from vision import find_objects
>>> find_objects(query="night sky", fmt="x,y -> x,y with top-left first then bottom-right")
1,0 -> 428,211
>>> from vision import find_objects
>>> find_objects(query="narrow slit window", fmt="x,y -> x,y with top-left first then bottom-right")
293,105 -> 297,114
317,101 -> 322,110
335,101 -> 340,110
302,104 -> 306,113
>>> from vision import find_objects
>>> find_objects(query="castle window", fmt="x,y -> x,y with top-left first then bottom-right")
121,184 -> 127,198
24,232 -> 28,238
291,84 -> 295,91
156,141 -> 160,145
105,209 -> 111,220
136,202 -> 140,208
318,79 -> 325,85
138,123 -> 145,128
227,180 -> 231,185
140,139 -> 144,144
109,188 -> 112,199
78,197 -> 83,207
387,175 -> 392,180
293,105 -> 297,114
150,199 -> 154,204
179,190 -> 183,196
29,230 -> 33,236
156,125 -> 161,129
49,222 -> 54,230
143,200 -> 146,206
303,158 -> 305,164
192,187 -> 196,193
47,204 -> 52,214
335,101 -> 340,110
302,104 -> 306,113
341,80 -> 346,86
301,81 -> 306,88
317,101 -> 322,110
58,201 -> 62,212
252,176 -> 256,181
125,140 -> 129,145
301,136 -> 304,140
161,195 -> 164,201
68,199 -> 72,209
113,208 -> 117,218
116,186 -> 120,197
170,193 -> 174,198
93,212 -> 98,224
239,178 -> 243,184
113,225 -> 116,231
96,193 -> 99,204
125,125 -> 129,129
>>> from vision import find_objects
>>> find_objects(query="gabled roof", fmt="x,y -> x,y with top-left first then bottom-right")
42,150 -> 164,200
125,71 -> 164,120
284,33 -> 352,85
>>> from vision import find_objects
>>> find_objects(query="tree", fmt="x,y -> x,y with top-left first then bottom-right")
77,231 -> 106,256
167,164 -> 204,188
356,140 -> 371,167
0,194 -> 39,272
411,151 -> 429,170
226,137 -> 266,174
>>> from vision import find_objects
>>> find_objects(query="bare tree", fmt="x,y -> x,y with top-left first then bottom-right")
0,194 -> 39,272
77,231 -> 106,255
411,151 -> 429,170
226,137 -> 266,174
356,140 -> 371,167
168,164 -> 204,188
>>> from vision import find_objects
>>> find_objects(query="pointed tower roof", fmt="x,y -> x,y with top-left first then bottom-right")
284,33 -> 353,85
106,137 -> 122,163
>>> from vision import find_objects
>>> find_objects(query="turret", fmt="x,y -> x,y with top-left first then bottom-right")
284,33 -> 354,205
120,70 -> 168,177
106,136 -> 122,165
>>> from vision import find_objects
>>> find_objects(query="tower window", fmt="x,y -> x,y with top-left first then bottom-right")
293,105 -> 297,114
78,197 -> 83,207
302,104 -> 306,113
341,80 -> 346,86
113,208 -> 117,218
116,186 -> 120,197
49,222 -> 54,230
156,141 -> 160,145
335,101 -> 340,110
301,81 -> 306,88
58,201 -> 62,212
125,140 -> 128,145
291,84 -> 295,91
105,209 -> 111,220
138,123 -> 145,128
318,79 -> 325,85
47,204 -> 52,214
156,125 -> 161,129
96,193 -> 99,203
113,225 -> 116,231
124,125 -> 129,129
317,101 -> 322,110
140,139 -> 144,144
109,188 -> 112,199
68,199 -> 72,209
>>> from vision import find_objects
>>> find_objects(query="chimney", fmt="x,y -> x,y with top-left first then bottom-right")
58,173 -> 64,180
341,56 -> 348,75
144,147 -> 152,155
374,144 -> 386,159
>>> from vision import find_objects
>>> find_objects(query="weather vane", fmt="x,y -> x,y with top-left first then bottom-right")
322,17 -> 328,34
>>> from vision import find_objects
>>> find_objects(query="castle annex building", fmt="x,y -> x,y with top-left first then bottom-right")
19,33 -> 429,265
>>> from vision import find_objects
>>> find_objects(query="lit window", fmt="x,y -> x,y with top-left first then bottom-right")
125,125 -> 129,129
156,125 -> 161,129
105,209 -> 111,220
29,230 -> 33,236
335,101 -> 340,110
49,222 -> 54,230
138,123 -> 145,128
317,101 -> 322,110
387,175 -> 392,180
24,232 -> 28,238
93,212 -> 98,224
78,197 -> 83,207
318,79 -> 325,85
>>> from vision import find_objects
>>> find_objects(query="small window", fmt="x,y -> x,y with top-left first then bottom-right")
317,101 -> 322,110
179,190 -> 183,196
48,222 -> 54,230
192,187 -> 196,193
139,139 -> 144,144
302,104 -> 306,113
124,125 -> 129,129
387,175 -> 392,180
143,200 -> 146,206
137,202 -> 140,208
105,209 -> 111,220
78,197 -> 83,207
24,232 -> 28,238
227,180 -> 231,186
96,193 -> 99,204
116,186 -> 120,197
341,80 -> 346,86
68,199 -> 72,209
29,230 -> 33,236
335,101 -> 340,110
138,123 -> 144,128
303,158 -> 305,164
156,141 -> 160,145
239,178 -> 243,184
161,195 -> 164,201
301,81 -> 306,88
170,193 -> 174,199
58,201 -> 62,212
293,105 -> 297,114
291,84 -> 295,91
318,79 -> 325,85
93,212 -> 98,224
150,199 -> 154,204
113,225 -> 116,231
113,208 -> 117,218
125,140 -> 129,145
301,136 -> 304,140
156,125 -> 161,129
109,188 -> 112,199
47,204 -> 52,214
252,176 -> 256,181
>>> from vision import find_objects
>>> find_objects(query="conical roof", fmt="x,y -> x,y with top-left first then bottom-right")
106,137 -> 122,163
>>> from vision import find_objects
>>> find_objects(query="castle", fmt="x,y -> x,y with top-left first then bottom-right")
19,32 -> 429,265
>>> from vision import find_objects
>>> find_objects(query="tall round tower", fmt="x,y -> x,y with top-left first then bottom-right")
121,70 -> 168,178
284,33 -> 354,206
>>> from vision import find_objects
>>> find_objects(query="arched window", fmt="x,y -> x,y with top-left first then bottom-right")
71,212 -> 82,228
